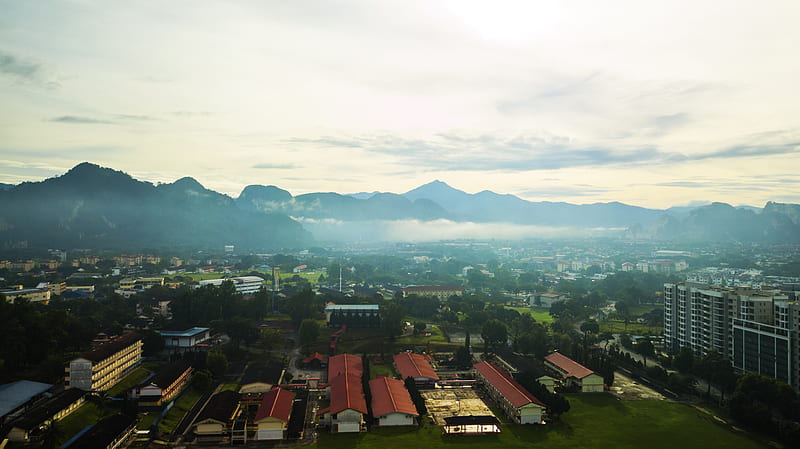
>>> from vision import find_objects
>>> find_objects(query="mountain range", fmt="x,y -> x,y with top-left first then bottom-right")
1,162 -> 799,250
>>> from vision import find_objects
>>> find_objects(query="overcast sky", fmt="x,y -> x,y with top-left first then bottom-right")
1,0 -> 798,208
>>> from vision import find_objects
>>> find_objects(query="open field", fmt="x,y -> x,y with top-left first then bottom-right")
157,387 -> 202,435
505,306 -> 555,324
57,402 -> 116,444
312,394 -> 767,449
600,320 -> 662,336
106,367 -> 150,398
313,325 -> 461,355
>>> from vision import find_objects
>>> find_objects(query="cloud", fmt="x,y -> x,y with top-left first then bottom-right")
252,163 -> 298,169
50,116 -> 113,124
0,50 -> 59,88
114,114 -> 159,121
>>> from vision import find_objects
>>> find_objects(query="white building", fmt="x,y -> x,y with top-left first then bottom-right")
199,276 -> 264,295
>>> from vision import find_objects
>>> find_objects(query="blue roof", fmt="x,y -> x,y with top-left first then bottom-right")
0,380 -> 53,417
158,327 -> 210,338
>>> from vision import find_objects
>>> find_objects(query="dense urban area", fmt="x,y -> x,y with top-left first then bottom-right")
1,240 -> 799,449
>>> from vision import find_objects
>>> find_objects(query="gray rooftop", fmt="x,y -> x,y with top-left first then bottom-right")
0,380 -> 53,418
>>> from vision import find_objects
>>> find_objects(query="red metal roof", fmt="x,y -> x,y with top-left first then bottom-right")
303,352 -> 325,364
327,353 -> 363,380
369,376 -> 418,418
544,352 -> 596,380
329,373 -> 367,415
473,361 -> 546,408
393,352 -> 439,381
254,387 -> 295,423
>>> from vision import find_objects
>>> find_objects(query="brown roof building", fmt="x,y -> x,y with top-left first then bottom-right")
369,376 -> 418,427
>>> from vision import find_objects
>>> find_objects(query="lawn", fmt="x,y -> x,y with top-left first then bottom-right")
157,387 -> 203,435
106,367 -> 151,398
313,325 -> 461,355
369,358 -> 397,379
505,306 -> 555,324
57,402 -> 116,444
312,394 -> 767,449
600,320 -> 662,336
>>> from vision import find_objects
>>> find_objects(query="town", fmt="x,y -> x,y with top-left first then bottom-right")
1,241 -> 798,449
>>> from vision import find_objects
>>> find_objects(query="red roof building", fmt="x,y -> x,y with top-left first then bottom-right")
320,372 -> 367,433
327,353 -> 363,381
543,352 -> 604,393
253,387 -> 295,440
473,361 -> 546,424
393,352 -> 439,384
369,376 -> 418,426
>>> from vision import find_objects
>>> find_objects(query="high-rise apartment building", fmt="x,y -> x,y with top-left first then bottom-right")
664,282 -> 800,389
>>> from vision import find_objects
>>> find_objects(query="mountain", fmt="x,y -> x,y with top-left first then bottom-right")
0,183 -> 16,191
235,187 -> 449,221
0,163 -> 310,250
403,181 -> 663,227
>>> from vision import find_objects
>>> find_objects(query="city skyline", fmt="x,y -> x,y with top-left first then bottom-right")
1,1 -> 799,208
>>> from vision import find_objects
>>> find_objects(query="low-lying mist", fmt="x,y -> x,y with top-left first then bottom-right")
294,218 -> 626,242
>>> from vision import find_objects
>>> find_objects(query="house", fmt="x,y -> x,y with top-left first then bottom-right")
158,328 -> 211,351
401,285 -> 464,300
473,361 -> 546,424
61,414 -> 136,449
5,388 -> 88,442
239,361 -> 285,395
193,390 -> 241,443
393,352 -> 439,386
132,359 -> 193,407
302,353 -> 326,370
543,352 -> 605,393
253,387 -> 295,440
369,376 -> 418,427
318,373 -> 367,433
66,332 -> 143,392
318,354 -> 366,433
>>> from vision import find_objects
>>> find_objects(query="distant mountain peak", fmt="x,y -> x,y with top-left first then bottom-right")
171,177 -> 205,190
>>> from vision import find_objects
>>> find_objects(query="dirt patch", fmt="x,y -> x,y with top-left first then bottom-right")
609,371 -> 665,401
421,388 -> 496,425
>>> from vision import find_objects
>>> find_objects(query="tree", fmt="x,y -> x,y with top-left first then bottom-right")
380,302 -> 406,339
413,322 -> 427,336
673,346 -> 694,373
298,319 -> 320,351
636,338 -> 655,366
481,319 -> 508,353
207,351 -> 228,378
580,319 -> 600,335
283,289 -> 319,328
193,369 -> 213,391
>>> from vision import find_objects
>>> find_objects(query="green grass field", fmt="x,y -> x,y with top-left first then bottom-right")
157,387 -> 203,435
57,402 -> 116,444
314,325 -> 461,355
312,394 -> 766,449
600,320 -> 662,336
505,306 -> 555,324
106,367 -> 151,398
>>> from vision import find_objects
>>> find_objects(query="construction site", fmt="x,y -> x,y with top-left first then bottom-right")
421,388 -> 498,426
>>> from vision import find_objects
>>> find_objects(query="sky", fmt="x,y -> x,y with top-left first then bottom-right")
1,0 -> 799,209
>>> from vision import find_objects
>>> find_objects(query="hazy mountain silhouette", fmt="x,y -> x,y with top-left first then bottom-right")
0,163 -> 309,250
2,163 -> 799,248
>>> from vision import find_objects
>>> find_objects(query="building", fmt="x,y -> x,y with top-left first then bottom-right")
36,282 -> 66,296
369,376 -> 418,426
0,381 -> 53,421
158,328 -> 211,351
198,276 -> 264,295
318,354 -> 367,433
253,387 -> 294,440
473,361 -> 546,424
61,414 -> 136,449
239,361 -> 285,395
132,360 -> 193,407
324,304 -> 380,328
193,390 -> 241,443
543,352 -> 604,393
442,415 -> 500,435
529,292 -> 567,307
0,286 -> 51,304
401,285 -> 464,300
665,282 -> 800,388
65,332 -> 143,392
393,352 -> 439,386
116,277 -> 165,297
6,388 -> 88,442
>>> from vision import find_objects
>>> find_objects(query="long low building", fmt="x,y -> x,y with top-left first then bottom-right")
198,276 -> 264,295
158,328 -> 211,350
369,376 -> 418,427
393,352 -> 439,386
318,354 -> 367,433
6,388 -> 88,442
543,352 -> 604,393
193,390 -> 241,443
401,285 -> 464,300
66,332 -> 143,392
61,414 -> 136,449
254,387 -> 295,440
473,361 -> 546,424
132,359 -> 193,407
